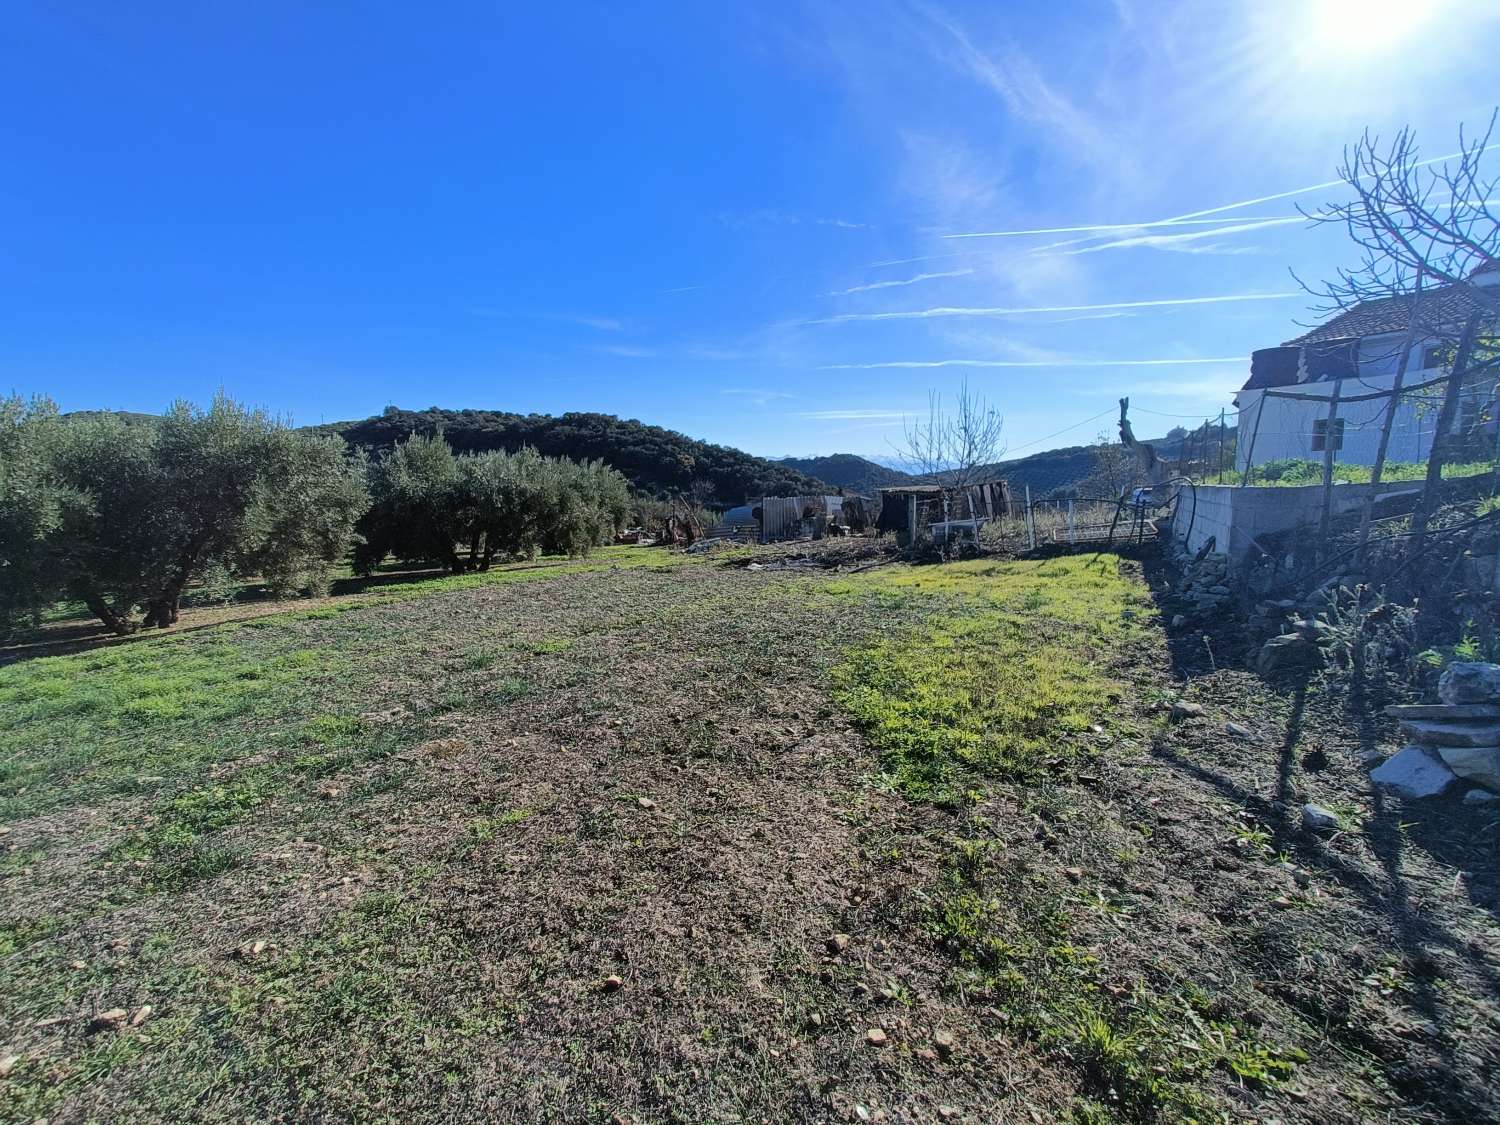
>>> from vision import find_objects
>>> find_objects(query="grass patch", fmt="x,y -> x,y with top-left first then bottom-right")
831,555 -> 1151,802
0,640 -> 342,820
931,835 -> 1304,1121
1225,457 -> 1496,487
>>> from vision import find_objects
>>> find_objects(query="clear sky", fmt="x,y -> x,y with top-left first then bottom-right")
3,1 -> 1496,459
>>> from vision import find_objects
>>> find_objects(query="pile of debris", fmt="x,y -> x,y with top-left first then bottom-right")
1369,662 -> 1500,804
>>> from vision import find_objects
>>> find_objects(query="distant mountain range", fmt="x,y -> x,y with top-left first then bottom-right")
774,454 -> 915,495
779,423 -> 1237,501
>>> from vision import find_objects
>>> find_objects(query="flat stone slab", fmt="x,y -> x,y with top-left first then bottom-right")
1385,703 -> 1500,721
1369,746 -> 1459,800
1397,720 -> 1500,748
1436,746 -> 1500,792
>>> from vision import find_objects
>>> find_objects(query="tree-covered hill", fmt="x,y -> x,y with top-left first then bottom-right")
775,454 -> 913,495
315,407 -> 828,503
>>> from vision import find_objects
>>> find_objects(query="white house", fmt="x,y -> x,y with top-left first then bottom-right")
1234,262 -> 1500,471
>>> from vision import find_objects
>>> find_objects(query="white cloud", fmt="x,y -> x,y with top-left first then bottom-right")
803,291 -> 1299,324
940,216 -> 1287,240
827,268 -> 974,296
1063,217 -> 1301,254
819,355 -> 1244,370
471,309 -> 625,331
721,388 -> 796,406
918,4 -> 1134,182
794,409 -> 915,420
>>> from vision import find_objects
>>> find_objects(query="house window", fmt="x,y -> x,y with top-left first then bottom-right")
1311,418 -> 1345,452
1421,344 -> 1450,370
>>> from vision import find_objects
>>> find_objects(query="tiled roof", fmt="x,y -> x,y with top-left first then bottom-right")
1283,285 -> 1493,345
1284,268 -> 1499,346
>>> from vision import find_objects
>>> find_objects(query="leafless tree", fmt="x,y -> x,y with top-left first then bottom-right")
895,381 -> 1007,488
1298,112 -> 1500,548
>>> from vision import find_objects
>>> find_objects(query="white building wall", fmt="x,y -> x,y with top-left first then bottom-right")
1236,372 -> 1436,469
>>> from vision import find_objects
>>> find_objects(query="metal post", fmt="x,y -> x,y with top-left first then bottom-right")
1025,484 -> 1036,550
1239,393 -> 1267,487
1067,498 -> 1075,546
1316,377 -> 1344,555
1217,408 -> 1226,483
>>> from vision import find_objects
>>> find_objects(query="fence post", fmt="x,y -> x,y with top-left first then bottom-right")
1025,484 -> 1036,550
1216,408 -> 1226,483
1315,377 -> 1344,556
1068,498 -> 1075,546
1239,393 -> 1267,487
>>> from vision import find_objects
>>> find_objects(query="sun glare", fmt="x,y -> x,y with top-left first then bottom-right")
1308,0 -> 1440,53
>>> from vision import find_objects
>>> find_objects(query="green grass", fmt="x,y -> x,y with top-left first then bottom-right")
929,830 -> 1304,1120
830,555 -> 1152,803
0,640 -> 342,819
1225,457 -> 1496,487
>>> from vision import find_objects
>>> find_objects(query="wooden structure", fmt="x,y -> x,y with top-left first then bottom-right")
875,480 -> 1013,545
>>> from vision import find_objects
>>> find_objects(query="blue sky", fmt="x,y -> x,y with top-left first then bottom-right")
3,1 -> 1497,459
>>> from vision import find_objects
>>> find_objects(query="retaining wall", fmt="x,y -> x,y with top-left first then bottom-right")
1174,481 -> 1420,566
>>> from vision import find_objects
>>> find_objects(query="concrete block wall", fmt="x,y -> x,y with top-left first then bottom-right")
1174,481 -> 1411,567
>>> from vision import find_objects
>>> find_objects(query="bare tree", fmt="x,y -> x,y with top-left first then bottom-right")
1299,112 -> 1500,547
895,381 -> 1007,488
1080,428 -> 1137,500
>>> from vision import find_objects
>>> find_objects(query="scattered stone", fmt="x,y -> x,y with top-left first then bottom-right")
932,1029 -> 957,1058
601,975 -> 623,992
1224,722 -> 1253,739
864,1028 -> 888,1048
1301,804 -> 1340,832
636,797 -> 656,810
130,1005 -> 152,1027
1462,788 -> 1500,805
1170,701 -> 1205,722
825,933 -> 851,956
1439,663 -> 1500,705
1399,720 -> 1500,748
1359,750 -> 1386,768
1435,746 -> 1500,792
914,1047 -> 938,1062
1064,867 -> 1083,882
938,1106 -> 960,1120
1170,614 -> 1187,629
1255,632 -> 1323,677
1369,746 -> 1459,800
87,1009 -> 128,1033
0,1054 -> 17,1078
69,960 -> 86,970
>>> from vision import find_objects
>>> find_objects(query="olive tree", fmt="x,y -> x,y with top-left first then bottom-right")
0,397 -> 72,634
33,396 -> 369,635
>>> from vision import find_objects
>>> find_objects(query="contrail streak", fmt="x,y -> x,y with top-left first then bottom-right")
803,291 -> 1299,324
